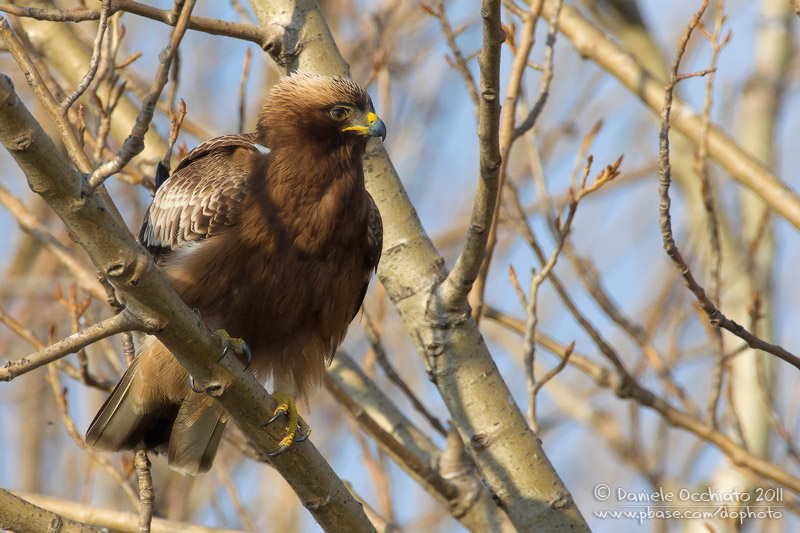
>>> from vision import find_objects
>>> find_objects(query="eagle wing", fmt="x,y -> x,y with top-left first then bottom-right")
351,193 -> 383,320
138,133 -> 269,259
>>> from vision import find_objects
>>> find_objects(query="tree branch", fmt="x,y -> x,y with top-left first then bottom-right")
7,490 -> 247,533
0,73 -> 375,533
324,352 -> 515,532
440,0 -> 504,307
0,489 -> 108,533
0,0 -> 278,49
538,0 -> 800,233
0,310 -> 148,381
247,0 -> 589,529
87,0 -> 196,191
658,0 -> 800,372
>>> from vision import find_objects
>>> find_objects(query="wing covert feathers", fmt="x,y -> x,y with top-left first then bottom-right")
139,133 -> 269,253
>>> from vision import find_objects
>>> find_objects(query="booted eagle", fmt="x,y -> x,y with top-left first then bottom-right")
86,72 -> 385,475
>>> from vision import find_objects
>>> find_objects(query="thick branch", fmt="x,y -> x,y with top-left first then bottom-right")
248,0 -> 589,529
0,73 -> 374,533
0,489 -> 107,533
325,352 -> 514,532
8,491 -> 245,533
0,14 -> 127,231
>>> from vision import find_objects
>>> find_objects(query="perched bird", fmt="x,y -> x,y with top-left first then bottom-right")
85,72 -> 385,475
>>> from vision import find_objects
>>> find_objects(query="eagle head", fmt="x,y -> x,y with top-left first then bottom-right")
257,72 -> 386,152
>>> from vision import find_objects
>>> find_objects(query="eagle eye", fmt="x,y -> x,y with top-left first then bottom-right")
329,106 -> 350,121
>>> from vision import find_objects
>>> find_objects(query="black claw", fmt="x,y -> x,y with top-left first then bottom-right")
242,342 -> 253,370
269,444 -> 288,457
189,375 -> 203,393
295,431 -> 310,443
262,408 -> 287,426
218,339 -> 231,362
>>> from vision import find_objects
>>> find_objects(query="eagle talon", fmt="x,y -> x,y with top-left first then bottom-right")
214,330 -> 252,369
262,392 -> 307,456
263,406 -> 288,426
294,426 -> 311,443
269,444 -> 288,457
188,375 -> 203,394
219,338 -> 231,361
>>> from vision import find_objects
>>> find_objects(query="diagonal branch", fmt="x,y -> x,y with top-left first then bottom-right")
538,0 -> 800,233
0,15 -> 128,231
0,0 -> 278,49
60,0 -> 111,112
0,183 -> 105,300
7,490 -> 247,533
87,0 -> 196,191
247,0 -> 589,529
658,0 -> 800,373
0,489 -> 108,533
324,351 -> 514,532
0,72 -> 375,533
0,310 -> 150,381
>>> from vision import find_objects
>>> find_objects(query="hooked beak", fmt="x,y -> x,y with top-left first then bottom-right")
366,112 -> 387,142
342,112 -> 387,142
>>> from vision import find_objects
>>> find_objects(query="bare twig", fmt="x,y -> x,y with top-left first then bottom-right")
530,340 -> 573,431
483,304 -> 800,492
425,1 -> 480,113
0,0 -> 276,49
658,0 -> 800,373
134,450 -> 154,533
538,0 -> 800,233
522,156 -> 619,427
512,0 -> 562,140
695,3 -> 729,429
61,0 -> 112,111
563,244 -> 701,419
0,310 -> 150,381
161,99 -> 186,169
87,0 -> 197,191
361,309 -> 447,436
238,47 -> 252,134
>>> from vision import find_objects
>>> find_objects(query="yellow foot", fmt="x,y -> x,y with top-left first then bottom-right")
263,392 -> 311,456
213,329 -> 252,369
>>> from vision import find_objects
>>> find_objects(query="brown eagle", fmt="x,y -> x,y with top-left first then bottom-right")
85,72 -> 385,475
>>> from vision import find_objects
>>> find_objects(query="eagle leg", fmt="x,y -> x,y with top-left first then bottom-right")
214,329 -> 253,370
263,392 -> 308,456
